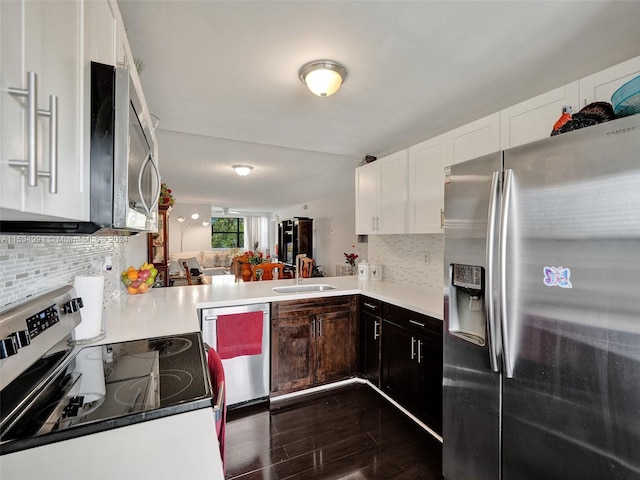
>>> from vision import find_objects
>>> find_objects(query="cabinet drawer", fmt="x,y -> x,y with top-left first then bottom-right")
383,303 -> 442,339
272,295 -> 354,319
360,296 -> 382,317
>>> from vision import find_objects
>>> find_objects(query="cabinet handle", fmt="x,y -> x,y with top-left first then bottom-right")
410,336 -> 416,360
8,73 -> 59,193
318,317 -> 323,337
409,319 -> 425,328
372,216 -> 376,231
374,320 -> 380,340
9,72 -> 38,186
417,340 -> 423,364
440,209 -> 445,230
375,216 -> 380,231
37,94 -> 59,193
363,302 -> 377,310
311,317 -> 316,338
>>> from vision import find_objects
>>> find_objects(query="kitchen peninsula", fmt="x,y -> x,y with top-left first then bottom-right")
100,276 -> 443,345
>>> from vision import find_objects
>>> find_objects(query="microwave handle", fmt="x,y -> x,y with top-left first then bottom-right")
149,157 -> 161,211
138,153 -> 160,217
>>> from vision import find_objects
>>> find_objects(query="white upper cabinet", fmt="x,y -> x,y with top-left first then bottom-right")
500,82 -> 580,150
355,151 -> 408,235
446,113 -> 500,166
1,0 -> 86,220
407,135 -> 446,234
579,56 -> 640,108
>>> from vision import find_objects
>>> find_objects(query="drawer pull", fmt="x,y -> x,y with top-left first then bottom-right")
363,302 -> 377,310
409,319 -> 425,328
374,320 -> 380,340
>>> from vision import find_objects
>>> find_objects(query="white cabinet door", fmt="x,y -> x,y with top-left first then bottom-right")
407,135 -> 445,234
377,150 -> 407,234
1,0 -> 86,221
355,151 -> 407,235
579,55 -> 640,108
355,162 -> 378,235
447,113 -> 500,166
500,82 -> 580,149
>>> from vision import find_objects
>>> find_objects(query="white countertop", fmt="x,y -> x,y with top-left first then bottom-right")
99,276 -> 443,345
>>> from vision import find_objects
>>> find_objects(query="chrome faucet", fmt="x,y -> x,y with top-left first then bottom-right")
295,253 -> 307,286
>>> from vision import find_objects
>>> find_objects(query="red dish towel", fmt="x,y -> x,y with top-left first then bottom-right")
216,311 -> 263,359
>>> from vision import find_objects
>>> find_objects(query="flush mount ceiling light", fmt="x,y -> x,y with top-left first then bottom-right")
233,165 -> 253,176
299,60 -> 348,97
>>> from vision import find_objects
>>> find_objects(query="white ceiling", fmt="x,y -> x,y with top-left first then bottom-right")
117,0 -> 640,214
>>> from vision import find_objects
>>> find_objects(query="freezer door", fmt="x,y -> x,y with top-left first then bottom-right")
443,152 -> 502,480
501,115 -> 640,479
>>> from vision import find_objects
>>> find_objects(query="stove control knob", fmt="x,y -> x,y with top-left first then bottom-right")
11,329 -> 31,349
0,337 -> 18,359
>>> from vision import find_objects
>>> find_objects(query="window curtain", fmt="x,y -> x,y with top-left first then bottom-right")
244,216 -> 269,253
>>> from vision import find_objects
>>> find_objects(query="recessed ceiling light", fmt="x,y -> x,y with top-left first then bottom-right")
233,165 -> 253,176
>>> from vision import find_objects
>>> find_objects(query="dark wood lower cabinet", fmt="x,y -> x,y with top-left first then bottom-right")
271,295 -> 357,396
359,297 -> 382,386
380,303 -> 443,435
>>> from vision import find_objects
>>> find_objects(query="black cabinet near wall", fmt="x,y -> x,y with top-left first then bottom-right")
359,296 -> 382,386
380,303 -> 443,434
277,217 -> 313,268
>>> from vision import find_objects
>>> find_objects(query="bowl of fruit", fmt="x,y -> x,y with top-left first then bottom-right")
120,263 -> 158,294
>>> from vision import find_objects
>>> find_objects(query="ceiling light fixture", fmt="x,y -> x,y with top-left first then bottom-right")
299,60 -> 348,97
233,165 -> 253,176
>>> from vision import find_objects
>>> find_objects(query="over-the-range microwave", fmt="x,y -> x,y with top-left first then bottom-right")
0,62 -> 160,235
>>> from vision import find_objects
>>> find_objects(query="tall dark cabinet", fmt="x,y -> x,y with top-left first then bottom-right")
277,217 -> 313,267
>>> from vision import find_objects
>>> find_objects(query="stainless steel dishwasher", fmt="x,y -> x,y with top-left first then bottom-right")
199,303 -> 270,407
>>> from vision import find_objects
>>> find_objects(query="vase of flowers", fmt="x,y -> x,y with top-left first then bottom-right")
344,250 -> 359,276
159,183 -> 175,206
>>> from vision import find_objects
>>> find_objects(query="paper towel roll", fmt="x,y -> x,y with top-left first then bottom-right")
73,275 -> 105,341
74,346 -> 106,404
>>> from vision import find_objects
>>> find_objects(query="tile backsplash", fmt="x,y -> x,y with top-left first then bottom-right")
0,235 -> 128,308
367,234 -> 444,289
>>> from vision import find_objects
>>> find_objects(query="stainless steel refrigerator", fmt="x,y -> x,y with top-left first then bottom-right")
443,113 -> 640,480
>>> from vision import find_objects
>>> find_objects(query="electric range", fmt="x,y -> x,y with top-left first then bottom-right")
0,285 -> 213,455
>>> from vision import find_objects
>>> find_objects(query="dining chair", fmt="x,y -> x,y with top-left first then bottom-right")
251,262 -> 286,281
301,257 -> 315,278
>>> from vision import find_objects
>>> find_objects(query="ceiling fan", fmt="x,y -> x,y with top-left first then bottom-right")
212,207 -> 242,217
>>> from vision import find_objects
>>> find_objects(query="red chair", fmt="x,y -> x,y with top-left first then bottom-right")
207,347 -> 226,473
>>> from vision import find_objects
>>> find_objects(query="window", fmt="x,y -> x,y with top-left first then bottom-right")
211,217 -> 244,248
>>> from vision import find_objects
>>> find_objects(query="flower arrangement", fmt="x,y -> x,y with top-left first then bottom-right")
344,245 -> 358,267
244,250 -> 270,265
159,183 -> 175,206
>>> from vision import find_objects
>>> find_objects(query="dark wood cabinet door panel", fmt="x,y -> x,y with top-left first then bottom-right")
271,316 -> 314,393
381,320 -> 421,411
316,308 -> 356,383
360,309 -> 381,385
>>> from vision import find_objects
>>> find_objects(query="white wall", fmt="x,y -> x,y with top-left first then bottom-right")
272,190 -> 367,277
167,203 -> 213,254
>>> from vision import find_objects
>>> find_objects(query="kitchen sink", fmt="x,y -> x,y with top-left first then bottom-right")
272,284 -> 337,294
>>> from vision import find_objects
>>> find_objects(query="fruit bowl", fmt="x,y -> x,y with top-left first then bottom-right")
120,263 -> 158,295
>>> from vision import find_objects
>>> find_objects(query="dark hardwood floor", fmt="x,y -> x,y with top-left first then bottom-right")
225,383 -> 442,479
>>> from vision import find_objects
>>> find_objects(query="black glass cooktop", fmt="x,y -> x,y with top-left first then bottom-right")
0,332 -> 212,455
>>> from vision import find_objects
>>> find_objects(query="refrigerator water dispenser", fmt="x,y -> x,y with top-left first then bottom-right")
449,264 -> 486,346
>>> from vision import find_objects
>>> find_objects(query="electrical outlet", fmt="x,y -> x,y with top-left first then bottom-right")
424,252 -> 430,265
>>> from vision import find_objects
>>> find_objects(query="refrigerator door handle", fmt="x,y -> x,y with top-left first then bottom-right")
499,168 -> 514,378
485,171 -> 501,373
